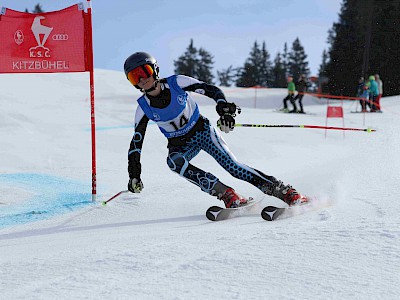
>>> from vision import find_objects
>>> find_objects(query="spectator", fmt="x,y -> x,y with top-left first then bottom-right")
375,74 -> 383,112
356,77 -> 370,112
293,74 -> 308,113
281,76 -> 296,113
366,75 -> 379,112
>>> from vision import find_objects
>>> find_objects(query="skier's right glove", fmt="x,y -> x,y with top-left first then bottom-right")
128,178 -> 144,193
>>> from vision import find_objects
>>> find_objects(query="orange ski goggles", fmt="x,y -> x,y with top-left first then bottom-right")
127,64 -> 154,86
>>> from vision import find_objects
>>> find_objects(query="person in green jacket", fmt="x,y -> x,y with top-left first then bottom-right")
282,76 -> 297,112
367,75 -> 379,112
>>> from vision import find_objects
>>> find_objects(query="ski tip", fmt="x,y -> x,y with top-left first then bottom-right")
261,206 -> 286,221
206,206 -> 224,221
261,206 -> 276,221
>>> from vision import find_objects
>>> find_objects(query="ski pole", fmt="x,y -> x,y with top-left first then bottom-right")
235,123 -> 376,132
101,190 -> 129,206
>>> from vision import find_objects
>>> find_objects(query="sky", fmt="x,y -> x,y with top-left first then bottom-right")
0,0 -> 342,78
1,69 -> 399,298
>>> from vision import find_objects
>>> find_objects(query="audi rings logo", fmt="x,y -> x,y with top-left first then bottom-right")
52,34 -> 69,41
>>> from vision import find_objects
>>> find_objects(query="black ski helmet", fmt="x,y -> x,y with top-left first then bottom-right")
124,52 -> 159,83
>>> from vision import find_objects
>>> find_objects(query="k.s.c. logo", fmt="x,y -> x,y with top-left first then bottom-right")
14,16 -> 69,58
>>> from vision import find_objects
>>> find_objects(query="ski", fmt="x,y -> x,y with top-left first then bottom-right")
261,202 -> 313,221
261,195 -> 314,221
206,198 -> 261,221
273,109 -> 315,115
351,111 -> 382,113
261,206 -> 288,221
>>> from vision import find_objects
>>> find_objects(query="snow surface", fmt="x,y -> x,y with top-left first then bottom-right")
1,70 -> 399,299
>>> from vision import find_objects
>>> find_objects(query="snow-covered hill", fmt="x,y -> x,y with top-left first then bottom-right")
1,70 -> 399,299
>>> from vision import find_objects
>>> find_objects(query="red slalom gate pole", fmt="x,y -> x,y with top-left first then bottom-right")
235,123 -> 376,132
85,0 -> 97,202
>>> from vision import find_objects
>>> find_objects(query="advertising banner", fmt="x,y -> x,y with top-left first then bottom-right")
0,4 -> 88,73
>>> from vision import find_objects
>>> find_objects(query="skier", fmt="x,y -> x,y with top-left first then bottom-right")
281,76 -> 297,113
124,52 -> 306,208
293,74 -> 308,114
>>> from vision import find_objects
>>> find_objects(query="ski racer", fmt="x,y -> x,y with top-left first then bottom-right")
124,52 -> 307,208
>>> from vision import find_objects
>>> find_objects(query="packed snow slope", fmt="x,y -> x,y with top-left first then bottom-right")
1,70 -> 399,299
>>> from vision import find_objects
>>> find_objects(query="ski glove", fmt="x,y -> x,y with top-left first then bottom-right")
218,115 -> 235,133
216,101 -> 237,116
128,178 -> 144,193
216,101 -> 240,134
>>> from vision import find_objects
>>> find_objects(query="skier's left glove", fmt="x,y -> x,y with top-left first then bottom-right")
217,115 -> 235,133
216,101 -> 240,133
128,178 -> 144,193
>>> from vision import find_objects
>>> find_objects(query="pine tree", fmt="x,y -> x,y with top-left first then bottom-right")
174,39 -> 214,83
368,0 -> 400,96
324,0 -> 362,95
33,4 -> 44,13
282,42 -> 289,77
236,41 -> 272,87
197,48 -> 214,83
217,65 -> 237,87
236,41 -> 259,87
174,39 -> 198,78
288,37 -> 310,81
318,49 -> 330,94
321,0 -> 400,96
271,52 -> 287,88
259,42 -> 273,87
318,50 -> 329,78
25,3 -> 44,13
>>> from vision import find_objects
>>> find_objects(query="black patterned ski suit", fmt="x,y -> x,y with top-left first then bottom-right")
128,75 -> 279,196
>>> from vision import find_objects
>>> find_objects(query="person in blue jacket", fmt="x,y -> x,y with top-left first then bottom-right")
356,77 -> 370,112
367,75 -> 379,112
123,52 -> 307,209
